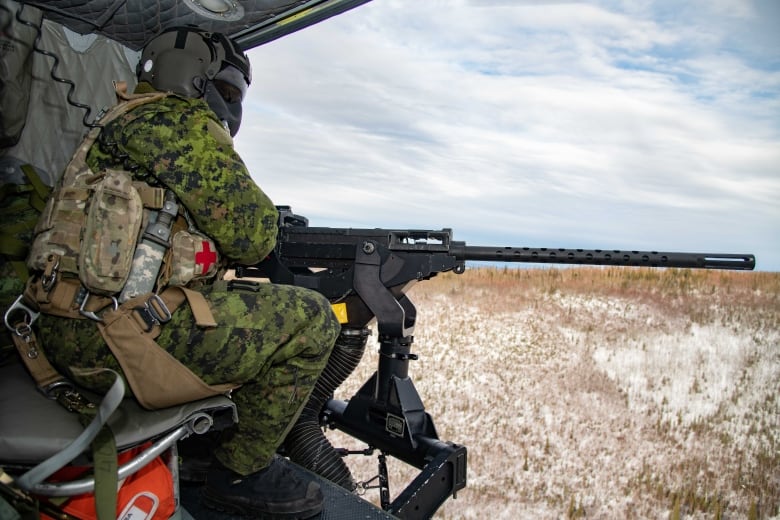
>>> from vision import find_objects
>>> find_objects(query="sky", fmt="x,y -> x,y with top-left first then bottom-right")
235,0 -> 780,271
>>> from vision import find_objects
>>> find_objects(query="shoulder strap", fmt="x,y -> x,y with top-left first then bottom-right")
59,84 -> 169,188
6,297 -> 62,390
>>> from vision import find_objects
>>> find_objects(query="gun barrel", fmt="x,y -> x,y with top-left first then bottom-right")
456,246 -> 755,270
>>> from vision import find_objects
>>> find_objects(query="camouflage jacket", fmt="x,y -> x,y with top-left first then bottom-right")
86,85 -> 278,265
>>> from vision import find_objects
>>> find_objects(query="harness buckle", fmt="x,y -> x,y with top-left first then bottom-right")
146,294 -> 172,323
78,291 -> 119,322
4,295 -> 40,335
133,294 -> 172,332
43,380 -> 95,412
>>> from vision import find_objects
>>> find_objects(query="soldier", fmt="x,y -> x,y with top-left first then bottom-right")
29,27 -> 341,518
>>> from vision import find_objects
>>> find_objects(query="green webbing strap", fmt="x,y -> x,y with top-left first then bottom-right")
0,183 -> 31,201
0,235 -> 27,258
15,370 -> 124,493
0,238 -> 31,281
0,493 -> 25,520
19,164 -> 50,213
89,420 -> 118,520
0,165 -> 50,211
74,369 -> 119,520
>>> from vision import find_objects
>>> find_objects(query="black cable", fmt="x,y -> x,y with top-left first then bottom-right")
283,328 -> 369,490
14,1 -> 101,129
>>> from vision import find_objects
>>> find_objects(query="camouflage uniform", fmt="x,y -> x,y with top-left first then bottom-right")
0,190 -> 39,362
34,85 -> 341,475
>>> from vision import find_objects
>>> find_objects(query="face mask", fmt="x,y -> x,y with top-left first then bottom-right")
203,81 -> 243,136
202,66 -> 248,137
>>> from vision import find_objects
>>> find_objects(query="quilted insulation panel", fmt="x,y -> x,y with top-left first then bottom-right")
24,0 -> 371,50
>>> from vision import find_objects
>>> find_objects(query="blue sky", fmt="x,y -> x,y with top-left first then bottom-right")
236,0 -> 779,271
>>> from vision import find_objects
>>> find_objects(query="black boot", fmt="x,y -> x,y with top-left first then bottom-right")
202,456 -> 324,519
178,432 -> 218,484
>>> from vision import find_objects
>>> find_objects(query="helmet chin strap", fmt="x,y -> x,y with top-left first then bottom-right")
203,81 -> 243,137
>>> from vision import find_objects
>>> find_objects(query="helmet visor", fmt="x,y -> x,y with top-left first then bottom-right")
214,65 -> 248,103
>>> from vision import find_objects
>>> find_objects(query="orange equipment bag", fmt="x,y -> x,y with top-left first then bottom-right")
39,443 -> 176,520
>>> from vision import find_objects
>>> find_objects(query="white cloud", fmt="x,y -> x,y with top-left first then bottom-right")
236,0 -> 780,269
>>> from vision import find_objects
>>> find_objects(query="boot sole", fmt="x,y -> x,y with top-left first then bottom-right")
201,486 -> 323,520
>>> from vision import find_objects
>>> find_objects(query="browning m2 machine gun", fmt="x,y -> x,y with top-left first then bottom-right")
234,206 -> 755,519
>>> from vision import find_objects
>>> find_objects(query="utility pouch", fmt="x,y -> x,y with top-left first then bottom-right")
96,290 -> 235,410
79,169 -> 143,295
27,168 -> 143,296
168,230 -> 220,287
27,180 -> 90,276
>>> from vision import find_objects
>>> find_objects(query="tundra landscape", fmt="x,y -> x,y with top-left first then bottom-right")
328,267 -> 780,519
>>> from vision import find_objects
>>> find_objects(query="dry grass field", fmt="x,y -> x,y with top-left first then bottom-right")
327,267 -> 780,519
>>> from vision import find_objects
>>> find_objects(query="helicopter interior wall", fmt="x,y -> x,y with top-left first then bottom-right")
1,0 -> 137,188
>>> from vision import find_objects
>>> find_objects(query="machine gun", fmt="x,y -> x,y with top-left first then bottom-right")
234,206 -> 755,519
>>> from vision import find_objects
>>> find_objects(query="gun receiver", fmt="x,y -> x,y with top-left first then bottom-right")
236,206 -> 755,518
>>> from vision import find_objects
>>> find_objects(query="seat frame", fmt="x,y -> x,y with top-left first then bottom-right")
0,361 -> 236,505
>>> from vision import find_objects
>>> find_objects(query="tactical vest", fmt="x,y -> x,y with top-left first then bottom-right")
27,88 -> 220,299
17,84 -> 238,409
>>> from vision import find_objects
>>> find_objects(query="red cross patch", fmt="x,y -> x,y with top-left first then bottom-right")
195,241 -> 218,275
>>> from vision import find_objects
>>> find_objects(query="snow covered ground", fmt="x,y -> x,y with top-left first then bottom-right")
328,268 -> 780,519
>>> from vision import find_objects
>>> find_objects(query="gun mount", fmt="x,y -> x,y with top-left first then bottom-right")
235,206 -> 755,519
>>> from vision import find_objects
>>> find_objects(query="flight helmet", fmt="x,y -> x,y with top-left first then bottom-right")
137,27 -> 251,136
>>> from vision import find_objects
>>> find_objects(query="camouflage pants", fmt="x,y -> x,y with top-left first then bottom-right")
0,257 -> 24,363
1,190 -> 40,360
35,281 -> 341,475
